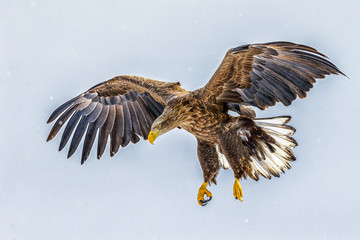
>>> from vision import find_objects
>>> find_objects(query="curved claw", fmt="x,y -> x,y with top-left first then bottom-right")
199,196 -> 212,206
197,182 -> 213,206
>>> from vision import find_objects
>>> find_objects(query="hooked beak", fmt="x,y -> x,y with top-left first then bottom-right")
148,129 -> 161,145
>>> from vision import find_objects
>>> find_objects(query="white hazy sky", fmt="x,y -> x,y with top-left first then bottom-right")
1,0 -> 360,239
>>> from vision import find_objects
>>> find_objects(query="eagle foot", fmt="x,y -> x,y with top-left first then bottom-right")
197,182 -> 212,206
233,178 -> 244,202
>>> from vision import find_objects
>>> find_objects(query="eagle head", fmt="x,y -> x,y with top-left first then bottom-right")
148,99 -> 188,144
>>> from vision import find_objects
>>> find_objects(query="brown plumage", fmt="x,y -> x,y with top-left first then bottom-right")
47,41 -> 345,205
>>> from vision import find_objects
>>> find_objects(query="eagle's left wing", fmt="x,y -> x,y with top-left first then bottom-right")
199,41 -> 345,110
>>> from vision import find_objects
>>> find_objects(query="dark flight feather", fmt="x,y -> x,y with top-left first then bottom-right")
121,102 -> 132,148
97,105 -> 116,159
59,110 -> 82,151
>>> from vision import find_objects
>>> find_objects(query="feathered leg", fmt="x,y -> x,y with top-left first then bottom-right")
217,128 -> 249,202
196,138 -> 220,206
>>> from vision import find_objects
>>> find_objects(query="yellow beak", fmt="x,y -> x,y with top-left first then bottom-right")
148,130 -> 161,145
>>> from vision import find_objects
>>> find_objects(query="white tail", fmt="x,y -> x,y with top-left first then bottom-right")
247,116 -> 297,180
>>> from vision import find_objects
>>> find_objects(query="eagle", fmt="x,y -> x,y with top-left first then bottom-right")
47,41 -> 344,206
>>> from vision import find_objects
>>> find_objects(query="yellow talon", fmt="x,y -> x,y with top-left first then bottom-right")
233,178 -> 244,202
197,182 -> 212,206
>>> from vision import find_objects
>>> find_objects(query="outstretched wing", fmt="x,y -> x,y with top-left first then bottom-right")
47,75 -> 189,164
199,41 -> 345,110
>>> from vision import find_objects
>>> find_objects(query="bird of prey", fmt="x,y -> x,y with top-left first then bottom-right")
47,41 -> 344,206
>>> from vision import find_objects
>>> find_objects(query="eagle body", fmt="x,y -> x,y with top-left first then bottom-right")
47,41 -> 344,206
168,93 -> 228,142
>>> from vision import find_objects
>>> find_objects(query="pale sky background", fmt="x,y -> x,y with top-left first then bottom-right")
1,0 -> 360,239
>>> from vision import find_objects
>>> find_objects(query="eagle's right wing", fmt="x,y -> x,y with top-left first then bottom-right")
46,75 -> 189,164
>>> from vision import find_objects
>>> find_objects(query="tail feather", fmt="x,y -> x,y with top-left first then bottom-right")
254,116 -> 291,125
271,131 -> 298,149
242,116 -> 297,180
